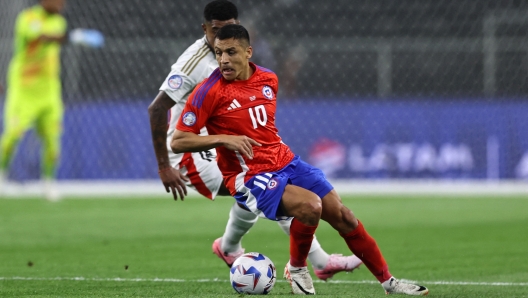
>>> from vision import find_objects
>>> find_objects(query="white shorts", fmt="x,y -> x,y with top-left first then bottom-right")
170,150 -> 223,200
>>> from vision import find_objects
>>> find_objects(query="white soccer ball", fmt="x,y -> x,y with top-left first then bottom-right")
229,252 -> 276,295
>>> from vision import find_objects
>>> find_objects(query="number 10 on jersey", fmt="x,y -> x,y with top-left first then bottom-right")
248,105 -> 267,129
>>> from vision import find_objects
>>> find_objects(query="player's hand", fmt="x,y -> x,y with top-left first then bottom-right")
222,135 -> 262,160
158,166 -> 189,200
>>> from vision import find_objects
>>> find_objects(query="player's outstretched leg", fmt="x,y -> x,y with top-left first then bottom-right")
212,202 -> 257,267
277,218 -> 362,281
341,220 -> 428,295
321,190 -> 429,296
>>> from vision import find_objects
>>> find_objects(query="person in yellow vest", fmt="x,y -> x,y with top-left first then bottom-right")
0,0 -> 67,201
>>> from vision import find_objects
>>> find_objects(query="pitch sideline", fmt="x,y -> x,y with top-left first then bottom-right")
2,179 -> 528,198
1,276 -> 527,287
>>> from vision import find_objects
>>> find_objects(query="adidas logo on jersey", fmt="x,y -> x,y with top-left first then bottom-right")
227,99 -> 242,110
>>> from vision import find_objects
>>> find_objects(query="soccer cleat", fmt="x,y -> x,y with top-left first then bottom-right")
212,237 -> 244,268
283,262 -> 316,295
382,277 -> 429,296
313,254 -> 363,281
44,179 -> 61,202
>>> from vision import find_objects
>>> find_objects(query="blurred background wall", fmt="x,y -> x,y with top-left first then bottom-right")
1,0 -> 527,190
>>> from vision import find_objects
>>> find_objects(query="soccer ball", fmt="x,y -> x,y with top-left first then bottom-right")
229,252 -> 276,295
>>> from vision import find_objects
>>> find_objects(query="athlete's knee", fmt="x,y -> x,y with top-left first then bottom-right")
0,132 -> 23,150
298,197 -> 322,226
1,128 -> 24,141
282,186 -> 322,225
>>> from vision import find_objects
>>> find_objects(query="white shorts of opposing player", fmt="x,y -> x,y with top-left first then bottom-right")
170,150 -> 223,199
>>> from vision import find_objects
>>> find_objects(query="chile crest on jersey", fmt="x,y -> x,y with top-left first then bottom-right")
267,178 -> 279,190
262,86 -> 274,100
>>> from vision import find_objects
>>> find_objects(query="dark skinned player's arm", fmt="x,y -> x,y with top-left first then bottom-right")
148,91 -> 176,170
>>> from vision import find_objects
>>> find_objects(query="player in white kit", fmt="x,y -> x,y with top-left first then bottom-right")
147,0 -> 361,280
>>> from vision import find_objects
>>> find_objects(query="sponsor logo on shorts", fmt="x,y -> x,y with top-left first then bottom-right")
167,75 -> 183,89
262,86 -> 274,100
267,178 -> 279,189
182,112 -> 196,126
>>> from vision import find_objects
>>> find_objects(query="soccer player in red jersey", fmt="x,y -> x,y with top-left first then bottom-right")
149,0 -> 361,280
171,24 -> 429,296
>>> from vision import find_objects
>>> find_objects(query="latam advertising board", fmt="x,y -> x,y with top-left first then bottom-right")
275,100 -> 528,180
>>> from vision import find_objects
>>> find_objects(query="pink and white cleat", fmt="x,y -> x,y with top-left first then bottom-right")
313,254 -> 363,281
212,237 -> 245,268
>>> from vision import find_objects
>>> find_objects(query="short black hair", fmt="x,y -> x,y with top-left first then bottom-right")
215,24 -> 250,45
203,0 -> 238,22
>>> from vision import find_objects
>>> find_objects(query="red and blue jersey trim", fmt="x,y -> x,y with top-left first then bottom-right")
257,65 -> 275,75
191,68 -> 222,108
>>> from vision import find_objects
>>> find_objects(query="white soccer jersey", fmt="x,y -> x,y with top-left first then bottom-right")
159,36 -> 218,165
159,36 -> 222,199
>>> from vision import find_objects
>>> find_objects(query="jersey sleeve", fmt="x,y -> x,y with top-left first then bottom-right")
175,80 -> 212,134
159,41 -> 213,105
159,70 -> 195,105
16,9 -> 67,45
270,72 -> 279,97
16,10 -> 39,43
57,16 -> 67,36
256,64 -> 280,98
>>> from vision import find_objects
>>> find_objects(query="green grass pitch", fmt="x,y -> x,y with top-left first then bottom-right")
1,194 -> 527,297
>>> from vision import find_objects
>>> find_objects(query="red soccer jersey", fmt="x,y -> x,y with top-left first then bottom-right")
176,63 -> 295,195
